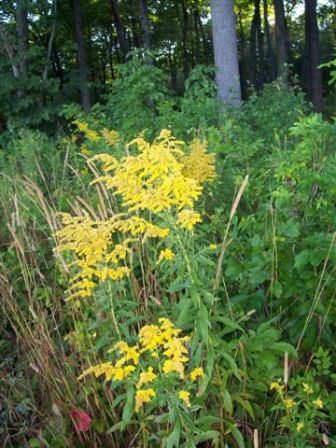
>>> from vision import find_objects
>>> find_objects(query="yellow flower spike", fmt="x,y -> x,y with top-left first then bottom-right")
135,388 -> 156,412
137,367 -> 157,389
312,398 -> 323,409
101,128 -> 119,146
80,145 -> 92,156
180,139 -> 216,183
190,367 -> 204,381
270,379 -> 284,393
178,390 -> 191,407
163,359 -> 186,379
85,129 -> 100,142
283,399 -> 295,409
158,248 -> 175,263
302,383 -> 313,394
177,209 -> 202,230
296,422 -> 304,432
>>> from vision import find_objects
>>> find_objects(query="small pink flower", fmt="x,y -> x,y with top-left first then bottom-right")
70,408 -> 92,432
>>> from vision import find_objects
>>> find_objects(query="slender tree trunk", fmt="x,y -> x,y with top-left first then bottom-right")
304,0 -> 323,111
43,0 -> 57,81
168,47 -> 178,92
0,25 -> 20,78
237,7 -> 247,98
16,0 -> 29,75
51,43 -> 64,90
129,0 -> 141,48
194,8 -> 201,64
255,0 -> 265,88
140,0 -> 150,51
210,0 -> 241,105
181,0 -> 189,79
263,0 -> 276,81
110,0 -> 129,60
273,0 -> 289,79
250,6 -> 258,87
195,9 -> 209,64
72,0 -> 91,112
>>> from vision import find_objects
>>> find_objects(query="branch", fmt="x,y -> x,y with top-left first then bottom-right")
0,24 -> 20,78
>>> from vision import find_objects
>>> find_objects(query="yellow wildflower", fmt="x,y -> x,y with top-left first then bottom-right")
163,359 -> 186,379
102,128 -> 119,146
139,324 -> 165,355
312,398 -> 323,409
181,139 -> 216,183
296,422 -> 304,432
178,390 -> 191,407
177,209 -> 202,230
190,367 -> 204,381
270,379 -> 284,393
92,132 -> 206,214
158,248 -> 175,263
302,383 -> 313,394
283,399 -> 295,409
77,362 -> 135,382
74,120 -> 89,132
209,244 -> 217,250
80,145 -> 92,156
135,388 -> 156,412
137,367 -> 157,388
113,342 -> 140,365
86,129 -> 99,142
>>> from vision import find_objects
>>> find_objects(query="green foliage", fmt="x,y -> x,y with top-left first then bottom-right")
1,81 -> 336,447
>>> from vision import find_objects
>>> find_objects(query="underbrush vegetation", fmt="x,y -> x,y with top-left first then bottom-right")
1,63 -> 336,448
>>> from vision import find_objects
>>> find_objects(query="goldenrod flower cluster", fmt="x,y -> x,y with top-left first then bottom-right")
55,129 -> 215,300
78,318 -> 204,413
158,248 -> 174,263
91,129 -> 214,218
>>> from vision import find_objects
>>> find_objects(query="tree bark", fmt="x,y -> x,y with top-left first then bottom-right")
210,0 -> 241,105
304,0 -> 323,112
273,0 -> 289,79
16,0 -> 29,75
181,0 -> 190,79
263,0 -> 276,81
72,0 -> 91,112
0,25 -> 20,78
250,5 -> 258,87
140,0 -> 150,51
110,0 -> 129,60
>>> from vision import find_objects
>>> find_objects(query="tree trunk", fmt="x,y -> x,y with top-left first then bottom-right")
195,9 -> 209,64
210,0 -> 241,105
273,0 -> 289,79
256,0 -> 265,88
193,8 -> 201,64
140,0 -> 150,51
72,0 -> 91,112
181,0 -> 190,80
304,0 -> 323,112
0,25 -> 20,78
16,0 -> 29,75
110,0 -> 129,60
249,6 -> 257,87
263,0 -> 276,81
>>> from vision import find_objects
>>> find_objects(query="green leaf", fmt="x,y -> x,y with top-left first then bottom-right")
273,281 -> 283,299
222,389 -> 233,415
121,385 -> 134,430
194,430 -> 220,444
221,352 -> 241,380
225,421 -> 245,448
166,420 -> 181,448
